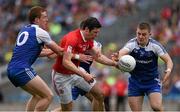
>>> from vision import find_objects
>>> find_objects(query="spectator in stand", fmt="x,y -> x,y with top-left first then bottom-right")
114,74 -> 128,111
98,73 -> 112,111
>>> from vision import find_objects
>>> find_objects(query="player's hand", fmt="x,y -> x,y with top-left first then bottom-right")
47,53 -> 57,59
162,70 -> 171,85
59,47 -> 64,52
111,53 -> 120,69
79,54 -> 93,64
111,52 -> 119,61
114,61 -> 120,69
79,67 -> 95,83
40,48 -> 54,57
83,73 -> 95,83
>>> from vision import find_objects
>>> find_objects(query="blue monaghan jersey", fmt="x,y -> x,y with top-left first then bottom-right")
122,38 -> 167,81
8,24 -> 52,69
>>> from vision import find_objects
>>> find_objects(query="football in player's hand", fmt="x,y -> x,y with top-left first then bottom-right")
118,55 -> 136,72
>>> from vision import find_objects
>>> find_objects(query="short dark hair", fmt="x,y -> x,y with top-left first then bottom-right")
80,17 -> 102,31
28,6 -> 46,24
137,22 -> 151,32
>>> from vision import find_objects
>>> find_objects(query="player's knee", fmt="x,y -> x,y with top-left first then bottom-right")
40,91 -> 53,102
151,104 -> 162,111
33,95 -> 41,100
86,95 -> 94,102
152,107 -> 162,111
46,92 -> 53,102
95,92 -> 104,102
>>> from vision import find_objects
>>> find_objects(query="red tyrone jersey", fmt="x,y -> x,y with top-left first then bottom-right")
53,29 -> 94,74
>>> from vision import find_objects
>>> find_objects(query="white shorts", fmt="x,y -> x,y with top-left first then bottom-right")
51,70 -> 96,104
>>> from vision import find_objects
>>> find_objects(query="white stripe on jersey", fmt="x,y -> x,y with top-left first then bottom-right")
123,38 -> 167,56
31,24 -> 52,44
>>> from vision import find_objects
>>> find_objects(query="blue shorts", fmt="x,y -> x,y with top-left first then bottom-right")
128,77 -> 162,97
7,68 -> 37,87
72,86 -> 87,100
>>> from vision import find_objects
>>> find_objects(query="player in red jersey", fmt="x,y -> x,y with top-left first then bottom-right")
52,17 -> 118,111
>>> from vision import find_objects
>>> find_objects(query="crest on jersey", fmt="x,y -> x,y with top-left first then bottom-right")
78,44 -> 89,52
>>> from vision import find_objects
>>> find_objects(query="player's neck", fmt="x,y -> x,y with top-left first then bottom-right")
138,40 -> 149,47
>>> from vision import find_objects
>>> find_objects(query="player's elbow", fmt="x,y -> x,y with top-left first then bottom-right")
62,59 -> 70,68
62,59 -> 67,66
168,58 -> 174,70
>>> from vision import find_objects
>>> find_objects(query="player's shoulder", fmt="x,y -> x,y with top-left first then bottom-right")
26,24 -> 49,37
67,29 -> 79,36
61,29 -> 79,45
148,38 -> 166,53
65,29 -> 80,41
127,37 -> 136,43
149,38 -> 163,47
149,38 -> 158,43
125,37 -> 137,46
31,24 -> 49,36
20,24 -> 49,37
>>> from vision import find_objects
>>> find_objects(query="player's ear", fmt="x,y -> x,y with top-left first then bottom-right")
34,18 -> 39,23
85,27 -> 91,33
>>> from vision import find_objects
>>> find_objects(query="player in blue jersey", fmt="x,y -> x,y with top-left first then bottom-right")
112,22 -> 173,111
7,6 -> 65,111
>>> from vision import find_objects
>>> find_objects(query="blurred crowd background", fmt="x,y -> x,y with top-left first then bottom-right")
0,0 -> 179,111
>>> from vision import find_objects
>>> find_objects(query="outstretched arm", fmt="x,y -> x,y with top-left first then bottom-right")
90,47 -> 117,66
40,48 -> 93,63
95,54 -> 117,66
111,48 -> 129,61
46,41 -> 64,56
118,48 -> 129,58
39,48 -> 54,57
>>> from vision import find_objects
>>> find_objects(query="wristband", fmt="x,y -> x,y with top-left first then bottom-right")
75,54 -> 80,60
165,68 -> 171,73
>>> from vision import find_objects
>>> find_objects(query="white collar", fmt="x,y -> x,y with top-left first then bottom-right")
31,24 -> 39,27
80,30 -> 87,42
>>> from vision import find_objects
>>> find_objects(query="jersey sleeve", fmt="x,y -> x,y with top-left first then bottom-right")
122,40 -> 135,52
153,42 -> 167,56
93,40 -> 102,49
36,27 -> 53,44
